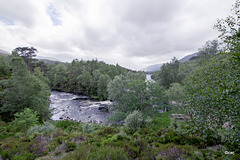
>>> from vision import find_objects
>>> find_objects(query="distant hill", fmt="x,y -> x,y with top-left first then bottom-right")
142,52 -> 198,72
0,49 -> 10,57
141,63 -> 163,72
0,48 -> 64,65
179,52 -> 198,63
38,58 -> 65,65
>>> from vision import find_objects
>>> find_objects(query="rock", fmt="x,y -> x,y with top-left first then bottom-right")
98,104 -> 109,112
73,96 -> 91,100
88,116 -> 91,118
171,113 -> 189,121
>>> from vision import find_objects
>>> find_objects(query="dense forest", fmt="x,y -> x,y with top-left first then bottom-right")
0,1 -> 239,159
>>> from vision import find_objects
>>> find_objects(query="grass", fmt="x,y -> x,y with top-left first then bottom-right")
151,108 -> 185,130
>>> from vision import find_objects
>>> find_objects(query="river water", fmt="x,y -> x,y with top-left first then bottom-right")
49,91 -> 111,123
146,74 -> 154,82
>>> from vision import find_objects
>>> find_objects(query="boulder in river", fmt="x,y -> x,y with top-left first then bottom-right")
73,97 -> 91,100
98,104 -> 109,112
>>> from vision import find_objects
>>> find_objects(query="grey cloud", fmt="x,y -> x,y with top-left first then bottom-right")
121,0 -> 183,26
0,0 -> 40,27
0,0 -> 236,70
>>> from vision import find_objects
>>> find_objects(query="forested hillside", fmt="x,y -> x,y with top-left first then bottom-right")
48,59 -> 134,100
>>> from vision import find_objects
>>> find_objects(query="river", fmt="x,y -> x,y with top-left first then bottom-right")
49,91 -> 111,123
50,74 -> 154,123
146,74 -> 154,82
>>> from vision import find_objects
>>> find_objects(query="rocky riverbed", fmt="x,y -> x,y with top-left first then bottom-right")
49,91 -> 111,123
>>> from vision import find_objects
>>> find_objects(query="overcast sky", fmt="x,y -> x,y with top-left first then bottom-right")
0,0 -> 236,70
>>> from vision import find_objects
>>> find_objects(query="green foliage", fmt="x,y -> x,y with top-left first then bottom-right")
14,108 -> 38,136
0,56 -> 11,80
49,64 -> 69,91
107,74 -> 126,102
108,74 -> 158,124
1,57 -> 51,120
214,0 -> 240,60
197,39 -> 220,58
53,120 -> 82,133
97,126 -> 118,137
184,54 -> 240,144
148,81 -> 169,111
82,123 -> 95,133
90,70 -> 102,95
1,118 -> 239,160
13,47 -> 38,72
27,121 -> 56,138
165,83 -> 185,104
124,110 -> 151,133
124,110 -> 143,132
65,141 -> 77,152
77,68 -> 91,95
0,121 -> 16,140
48,59 -> 130,99
97,74 -> 110,99
152,57 -> 183,88
151,114 -> 171,130
87,146 -> 129,160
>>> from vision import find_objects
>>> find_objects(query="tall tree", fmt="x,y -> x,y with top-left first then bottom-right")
148,81 -> 169,111
185,1 -> 240,144
107,74 -> 156,123
77,68 -> 91,95
1,56 -> 50,120
197,39 -> 220,58
90,70 -> 102,96
153,57 -> 182,88
97,74 -> 111,100
13,47 -> 38,71
214,0 -> 240,62
0,56 -> 11,80
184,54 -> 240,143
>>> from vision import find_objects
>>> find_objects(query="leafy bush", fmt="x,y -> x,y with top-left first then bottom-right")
14,108 -> 38,136
124,110 -> 152,133
184,54 -> 240,144
27,121 -> 56,138
87,146 -> 129,160
54,120 -> 82,132
165,83 -> 185,104
124,110 -> 143,132
97,126 -> 118,137
82,123 -> 95,133
65,142 -> 77,152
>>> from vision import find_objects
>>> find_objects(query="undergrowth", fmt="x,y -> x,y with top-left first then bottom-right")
0,111 -> 239,160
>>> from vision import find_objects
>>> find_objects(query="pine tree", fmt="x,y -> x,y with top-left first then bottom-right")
1,57 -> 50,120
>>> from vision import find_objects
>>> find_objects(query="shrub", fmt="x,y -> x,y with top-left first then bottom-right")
82,123 -> 94,133
27,121 -> 56,138
87,146 -> 129,160
124,110 -> 145,132
65,142 -> 77,152
184,54 -> 240,144
54,120 -> 81,131
97,126 -> 117,136
14,108 -> 38,136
